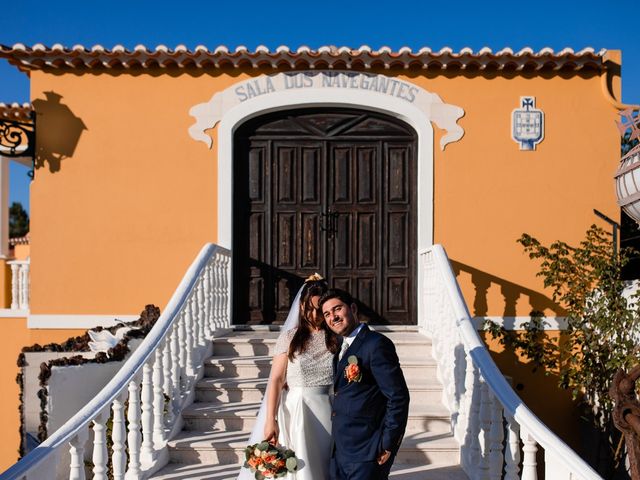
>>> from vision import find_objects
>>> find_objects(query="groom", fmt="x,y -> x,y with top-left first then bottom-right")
320,289 -> 410,480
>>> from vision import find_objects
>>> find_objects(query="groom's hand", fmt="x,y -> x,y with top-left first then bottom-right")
377,449 -> 391,465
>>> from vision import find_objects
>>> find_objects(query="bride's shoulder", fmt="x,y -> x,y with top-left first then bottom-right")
274,327 -> 297,355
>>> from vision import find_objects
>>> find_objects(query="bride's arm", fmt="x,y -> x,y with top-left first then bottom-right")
264,353 -> 287,444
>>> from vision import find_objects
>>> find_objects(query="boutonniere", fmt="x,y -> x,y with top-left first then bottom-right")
344,355 -> 362,383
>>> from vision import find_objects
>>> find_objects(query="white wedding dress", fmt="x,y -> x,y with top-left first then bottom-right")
273,329 -> 333,480
238,286 -> 333,480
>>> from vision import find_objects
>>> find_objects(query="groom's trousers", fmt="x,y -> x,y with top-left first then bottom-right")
329,454 -> 395,480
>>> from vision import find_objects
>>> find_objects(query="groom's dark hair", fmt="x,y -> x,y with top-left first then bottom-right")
319,288 -> 354,309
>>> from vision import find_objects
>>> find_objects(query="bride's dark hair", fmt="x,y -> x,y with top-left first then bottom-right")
288,279 -> 339,360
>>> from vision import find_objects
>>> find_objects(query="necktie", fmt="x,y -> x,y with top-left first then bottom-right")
339,340 -> 349,361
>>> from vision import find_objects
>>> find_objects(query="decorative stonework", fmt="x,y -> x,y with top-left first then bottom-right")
189,71 -> 465,151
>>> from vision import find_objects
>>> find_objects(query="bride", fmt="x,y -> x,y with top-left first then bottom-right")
239,275 -> 338,480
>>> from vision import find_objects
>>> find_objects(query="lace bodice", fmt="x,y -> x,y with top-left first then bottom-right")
274,329 -> 333,387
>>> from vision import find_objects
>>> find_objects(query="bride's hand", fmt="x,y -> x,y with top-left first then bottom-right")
264,419 -> 279,445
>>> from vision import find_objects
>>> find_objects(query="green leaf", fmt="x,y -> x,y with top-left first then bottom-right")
257,441 -> 269,451
286,456 -> 298,471
347,355 -> 358,365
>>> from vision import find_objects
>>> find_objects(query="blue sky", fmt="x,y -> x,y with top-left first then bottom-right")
1,0 -> 638,213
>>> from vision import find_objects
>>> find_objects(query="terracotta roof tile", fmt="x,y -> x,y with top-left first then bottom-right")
0,44 -> 606,72
0,103 -> 33,123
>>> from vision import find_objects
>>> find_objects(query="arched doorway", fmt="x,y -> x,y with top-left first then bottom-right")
233,108 -> 417,325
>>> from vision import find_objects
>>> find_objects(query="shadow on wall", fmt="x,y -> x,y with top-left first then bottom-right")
32,91 -> 86,173
450,260 -> 564,317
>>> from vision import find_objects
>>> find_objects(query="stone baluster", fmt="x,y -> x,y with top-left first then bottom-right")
125,376 -> 142,479
69,428 -> 88,480
521,430 -> 538,480
9,262 -> 19,310
191,286 -> 202,351
454,350 -> 472,444
222,255 -> 230,324
204,262 -> 213,335
92,407 -> 110,480
111,391 -> 128,480
20,262 -> 29,309
152,345 -> 165,449
170,326 -> 182,410
140,362 -> 155,465
489,392 -> 505,479
163,334 -> 175,426
478,380 -> 492,478
211,257 -> 220,329
504,414 -> 521,480
178,311 -> 188,390
466,361 -> 482,472
196,279 -> 206,348
184,301 -> 195,377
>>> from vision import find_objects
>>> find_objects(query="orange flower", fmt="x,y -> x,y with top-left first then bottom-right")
344,356 -> 362,382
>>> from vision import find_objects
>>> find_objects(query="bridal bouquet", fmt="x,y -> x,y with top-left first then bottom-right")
243,441 -> 298,478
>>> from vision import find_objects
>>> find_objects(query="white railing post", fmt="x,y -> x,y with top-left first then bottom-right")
152,344 -> 165,449
9,261 -> 19,310
111,391 -> 128,480
8,259 -> 29,310
184,301 -> 195,376
478,380 -> 492,479
20,261 -> 29,309
125,375 -> 142,480
162,334 -> 175,427
92,407 -> 110,480
140,361 -> 155,465
489,392 -> 504,479
521,430 -> 538,480
504,415 -> 521,480
69,428 -> 88,480
178,311 -> 187,391
204,262 -> 213,335
170,326 -> 182,416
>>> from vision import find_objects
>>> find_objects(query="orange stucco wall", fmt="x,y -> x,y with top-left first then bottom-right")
0,321 -> 83,472
26,65 -> 620,318
0,61 -> 618,470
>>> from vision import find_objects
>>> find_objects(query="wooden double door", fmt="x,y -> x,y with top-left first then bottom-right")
233,108 -> 417,325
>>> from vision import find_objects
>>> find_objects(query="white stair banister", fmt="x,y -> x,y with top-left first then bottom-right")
8,258 -> 29,310
420,245 -> 603,480
111,391 -> 128,480
0,244 -> 232,480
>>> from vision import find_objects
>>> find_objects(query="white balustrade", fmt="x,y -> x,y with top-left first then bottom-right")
420,245 -> 603,480
111,392 -> 127,480
91,408 -> 110,480
0,244 -> 232,480
8,258 -> 29,310
152,346 -> 165,449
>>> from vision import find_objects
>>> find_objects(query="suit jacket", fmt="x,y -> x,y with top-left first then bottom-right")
331,324 -> 410,462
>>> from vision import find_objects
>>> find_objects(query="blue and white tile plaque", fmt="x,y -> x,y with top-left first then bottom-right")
512,96 -> 544,151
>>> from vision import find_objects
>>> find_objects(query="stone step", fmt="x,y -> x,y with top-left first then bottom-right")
150,460 -> 467,480
181,401 -> 451,434
203,354 -> 438,380
212,331 -> 433,359
165,429 -> 459,466
195,377 -> 268,403
195,375 -> 442,404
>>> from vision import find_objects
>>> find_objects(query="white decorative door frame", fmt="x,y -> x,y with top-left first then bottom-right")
189,71 -> 465,325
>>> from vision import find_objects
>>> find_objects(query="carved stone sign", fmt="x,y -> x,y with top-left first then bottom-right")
189,71 -> 465,150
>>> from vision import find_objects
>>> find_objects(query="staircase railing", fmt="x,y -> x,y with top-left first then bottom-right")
1,243 -> 231,480
420,245 -> 602,480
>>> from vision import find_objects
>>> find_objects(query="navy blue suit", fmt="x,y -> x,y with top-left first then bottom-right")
330,324 -> 410,480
